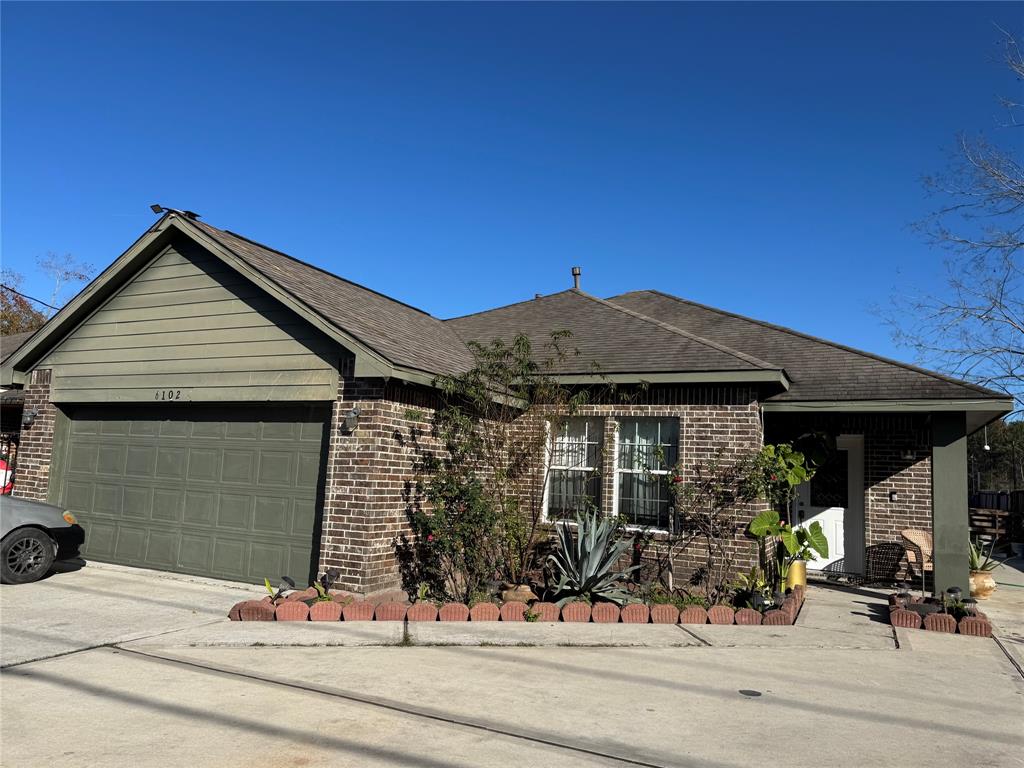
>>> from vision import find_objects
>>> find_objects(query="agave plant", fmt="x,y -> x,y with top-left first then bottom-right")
547,511 -> 639,606
969,539 -> 999,573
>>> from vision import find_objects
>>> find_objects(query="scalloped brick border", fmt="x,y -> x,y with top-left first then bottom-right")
886,593 -> 993,637
228,588 -> 809,626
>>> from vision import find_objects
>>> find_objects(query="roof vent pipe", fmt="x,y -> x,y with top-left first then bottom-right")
572,266 -> 581,290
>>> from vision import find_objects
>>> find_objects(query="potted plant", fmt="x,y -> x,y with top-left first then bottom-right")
968,538 -> 1000,600
780,522 -> 829,589
748,509 -> 828,591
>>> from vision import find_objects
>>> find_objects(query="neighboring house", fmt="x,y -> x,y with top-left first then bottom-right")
0,210 -> 1012,593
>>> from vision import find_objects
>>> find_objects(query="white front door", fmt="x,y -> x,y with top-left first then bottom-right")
792,435 -> 864,574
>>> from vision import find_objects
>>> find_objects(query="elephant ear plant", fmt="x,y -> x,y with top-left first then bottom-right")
748,509 -> 828,591
547,511 -> 639,606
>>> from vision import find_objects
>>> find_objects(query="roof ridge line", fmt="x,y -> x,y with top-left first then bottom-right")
443,290 -> 574,322
627,289 -> 1001,398
576,289 -> 780,370
187,216 -> 435,318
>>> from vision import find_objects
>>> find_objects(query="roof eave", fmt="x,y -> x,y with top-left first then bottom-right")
552,370 -> 791,388
761,397 -> 1014,413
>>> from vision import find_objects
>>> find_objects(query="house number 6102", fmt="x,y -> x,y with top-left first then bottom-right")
155,390 -> 182,401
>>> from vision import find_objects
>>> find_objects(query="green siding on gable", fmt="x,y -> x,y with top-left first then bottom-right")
40,240 -> 339,403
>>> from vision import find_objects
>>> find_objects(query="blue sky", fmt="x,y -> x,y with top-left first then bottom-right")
2,2 -> 1019,363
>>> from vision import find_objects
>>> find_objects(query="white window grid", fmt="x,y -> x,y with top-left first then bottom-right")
613,418 -> 679,530
544,417 -> 603,520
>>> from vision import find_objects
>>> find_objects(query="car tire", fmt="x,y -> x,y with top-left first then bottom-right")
1,527 -> 56,584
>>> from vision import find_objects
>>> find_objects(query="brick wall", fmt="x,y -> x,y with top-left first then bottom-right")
319,381 -> 767,594
317,355 -> 442,593
12,369 -> 56,502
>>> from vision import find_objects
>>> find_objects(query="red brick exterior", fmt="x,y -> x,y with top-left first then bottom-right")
8,359 -> 943,593
317,355 -> 442,593
12,369 -> 56,502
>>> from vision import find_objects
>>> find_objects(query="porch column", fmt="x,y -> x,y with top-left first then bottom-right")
931,411 -> 969,595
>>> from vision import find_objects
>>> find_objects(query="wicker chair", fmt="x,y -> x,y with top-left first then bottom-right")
901,528 -> 934,596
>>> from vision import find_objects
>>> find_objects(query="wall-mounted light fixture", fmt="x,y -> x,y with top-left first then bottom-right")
22,408 -> 39,428
889,490 -> 899,503
900,449 -> 915,461
343,406 -> 361,432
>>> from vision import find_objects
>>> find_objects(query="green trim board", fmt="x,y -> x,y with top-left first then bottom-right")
762,398 -> 1014,412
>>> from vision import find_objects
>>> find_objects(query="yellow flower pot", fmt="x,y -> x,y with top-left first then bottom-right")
786,560 -> 807,590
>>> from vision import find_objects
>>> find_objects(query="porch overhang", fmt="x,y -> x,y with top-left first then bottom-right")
762,397 -> 1014,434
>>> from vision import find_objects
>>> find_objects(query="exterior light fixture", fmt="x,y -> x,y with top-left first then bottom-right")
21,408 -> 38,428
945,586 -> 962,606
889,490 -> 899,503
983,425 -> 991,451
343,406 -> 361,432
900,449 -> 915,461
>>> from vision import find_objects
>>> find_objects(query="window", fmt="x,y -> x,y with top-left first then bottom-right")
616,418 -> 679,529
546,417 -> 603,519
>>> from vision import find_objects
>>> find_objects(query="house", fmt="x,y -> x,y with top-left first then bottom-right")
0,210 -> 1012,594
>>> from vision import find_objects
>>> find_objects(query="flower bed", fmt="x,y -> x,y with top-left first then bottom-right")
228,584 -> 807,625
886,593 -> 994,637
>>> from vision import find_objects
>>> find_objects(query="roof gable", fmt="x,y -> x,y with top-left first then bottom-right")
608,290 -> 1006,402
3,213 -> 473,385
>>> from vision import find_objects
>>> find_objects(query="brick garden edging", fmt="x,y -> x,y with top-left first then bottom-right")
228,585 -> 807,626
886,593 -> 993,638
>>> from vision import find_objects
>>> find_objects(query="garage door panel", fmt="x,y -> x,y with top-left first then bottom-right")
253,496 -> 290,534
258,451 -> 295,486
97,444 -> 127,475
249,542 -> 286,579
159,421 -> 190,438
222,450 -> 255,484
297,452 -> 322,487
226,422 -> 260,440
146,531 -> 179,567
129,420 -> 159,437
60,405 -> 326,584
152,488 -> 184,522
217,493 -> 251,530
184,490 -> 217,525
178,534 -> 213,571
212,540 -> 247,576
291,498 -> 316,536
187,448 -> 222,482
114,525 -> 148,561
100,420 -> 130,437
126,445 -> 157,477
123,487 -> 151,519
155,447 -> 186,480
68,443 -> 98,473
191,421 -> 226,440
93,484 -> 123,516
86,522 -> 117,558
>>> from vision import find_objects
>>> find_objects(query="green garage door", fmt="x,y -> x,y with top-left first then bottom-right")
55,404 -> 328,584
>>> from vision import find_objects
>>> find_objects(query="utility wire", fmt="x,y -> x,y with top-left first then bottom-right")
0,284 -> 58,310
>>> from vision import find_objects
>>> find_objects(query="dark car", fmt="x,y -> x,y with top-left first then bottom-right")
1,495 -> 85,583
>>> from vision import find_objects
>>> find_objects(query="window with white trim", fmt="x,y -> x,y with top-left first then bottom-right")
615,418 -> 679,529
545,417 -> 603,520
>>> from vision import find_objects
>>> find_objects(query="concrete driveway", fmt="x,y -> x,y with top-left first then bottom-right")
1,566 -> 1022,767
0,559 -> 263,667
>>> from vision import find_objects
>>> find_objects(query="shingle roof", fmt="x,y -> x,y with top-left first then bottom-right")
1,332 -> 34,366
188,219 -> 474,376
445,289 -> 782,376
607,290 -> 1004,402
